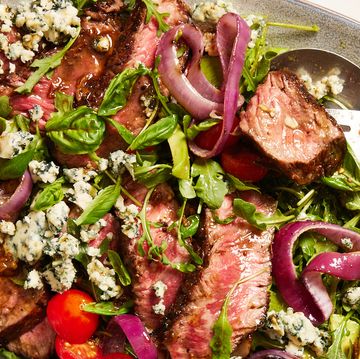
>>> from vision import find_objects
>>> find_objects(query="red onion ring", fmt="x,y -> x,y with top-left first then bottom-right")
0,170 -> 33,222
156,25 -> 223,119
272,220 -> 360,325
188,13 -> 250,158
247,349 -> 299,359
113,314 -> 157,359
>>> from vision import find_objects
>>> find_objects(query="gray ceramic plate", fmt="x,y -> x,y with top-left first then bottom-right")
187,0 -> 360,66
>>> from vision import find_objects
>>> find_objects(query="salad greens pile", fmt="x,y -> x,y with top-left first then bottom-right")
0,0 -> 359,358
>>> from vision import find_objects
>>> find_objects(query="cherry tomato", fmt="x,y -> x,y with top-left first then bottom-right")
221,146 -> 268,182
55,336 -> 102,359
102,354 -> 133,359
47,289 -> 99,344
194,117 -> 240,150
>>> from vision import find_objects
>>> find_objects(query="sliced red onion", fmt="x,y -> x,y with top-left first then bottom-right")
156,25 -> 223,119
113,314 -> 157,359
272,220 -> 360,325
0,170 -> 33,222
247,349 -> 299,358
188,13 -> 250,158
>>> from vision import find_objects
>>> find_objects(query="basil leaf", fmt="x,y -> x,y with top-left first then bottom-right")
226,174 -> 260,193
32,178 -> 65,211
55,92 -> 74,113
105,117 -> 135,145
134,162 -> 172,188
210,295 -> 232,359
233,198 -> 294,230
0,96 -> 12,118
179,179 -> 196,199
185,118 -> 220,141
16,28 -> 80,94
129,115 -> 177,150
76,183 -> 121,225
0,134 -> 39,180
168,124 -> 190,179
108,249 -> 131,286
192,159 -> 228,209
46,106 -> 105,154
82,300 -> 133,316
0,349 -> 22,359
67,218 -> 80,238
98,66 -> 149,116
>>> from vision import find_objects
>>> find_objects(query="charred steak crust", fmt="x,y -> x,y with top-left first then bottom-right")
0,278 -> 47,345
165,191 -> 276,359
240,70 -> 346,185
119,181 -> 190,332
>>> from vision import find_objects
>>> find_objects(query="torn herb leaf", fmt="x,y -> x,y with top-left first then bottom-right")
0,96 -> 12,118
105,117 -> 135,145
82,300 -> 134,316
108,250 -> 132,286
32,177 -> 65,211
142,0 -> 170,35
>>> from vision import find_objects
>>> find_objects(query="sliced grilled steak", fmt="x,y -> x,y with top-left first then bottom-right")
6,318 -> 55,359
0,278 -> 47,344
240,70 -> 346,185
119,181 -> 190,331
165,191 -> 275,358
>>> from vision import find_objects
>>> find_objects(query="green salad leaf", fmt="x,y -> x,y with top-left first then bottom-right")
16,28 -> 80,94
46,106 -> 105,154
82,300 -> 133,316
0,96 -> 12,118
192,159 -> 228,209
142,0 -> 169,35
108,249 -> 131,286
0,349 -> 22,359
32,178 -> 65,211
105,117 -> 135,145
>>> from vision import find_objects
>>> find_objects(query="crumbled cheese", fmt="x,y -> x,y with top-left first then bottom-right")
58,233 -> 80,258
299,68 -> 344,100
93,36 -> 111,53
43,258 -> 76,292
116,197 -> 140,239
109,150 -> 136,178
152,301 -> 166,315
63,167 -> 97,183
192,0 -> 235,24
0,131 -> 34,159
244,15 -> 266,49
24,269 -> 44,290
0,220 -> 15,236
87,258 -> 121,300
5,211 -> 47,263
152,280 -> 168,316
29,104 -> 44,122
98,158 -> 109,172
140,94 -> 156,118
86,246 -> 101,257
8,62 -> 15,73
46,201 -> 70,232
80,219 -> 107,243
66,181 -> 96,210
29,160 -> 60,183
343,287 -> 360,309
263,308 -> 330,356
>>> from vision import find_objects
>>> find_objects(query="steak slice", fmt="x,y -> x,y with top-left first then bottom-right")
240,70 -> 346,185
119,181 -> 190,331
165,191 -> 275,358
6,318 -> 55,359
0,277 -> 47,344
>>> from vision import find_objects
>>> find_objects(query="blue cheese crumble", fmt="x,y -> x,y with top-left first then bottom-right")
63,167 -> 98,183
0,131 -> 34,159
192,0 -> 235,24
116,196 -> 140,239
24,269 -> 44,290
46,201 -> 70,232
0,220 -> 16,236
152,280 -> 168,316
343,287 -> 360,309
29,160 -> 60,183
43,258 -> 76,292
109,150 -> 136,178
87,258 -> 121,300
80,218 -> 107,243
66,181 -> 97,210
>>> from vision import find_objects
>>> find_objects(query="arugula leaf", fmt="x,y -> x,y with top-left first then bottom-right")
76,183 -> 121,225
32,178 -> 65,211
345,192 -> 360,211
0,349 -> 22,359
46,106 -> 105,154
233,197 -> 294,230
168,124 -> 190,179
0,134 -> 40,180
179,179 -> 196,199
82,300 -> 133,316
134,162 -> 172,188
322,145 -> 360,192
129,115 -> 177,150
98,66 -> 150,116
16,28 -> 80,94
0,96 -> 12,118
105,117 -> 135,145
192,159 -> 228,209
180,214 -> 200,239
226,174 -> 260,193
108,249 -> 131,286
142,0 -> 169,35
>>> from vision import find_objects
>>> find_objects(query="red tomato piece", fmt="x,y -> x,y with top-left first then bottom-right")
221,147 -> 268,182
55,336 -> 102,359
102,354 -> 133,359
194,116 -> 240,150
47,289 -> 99,344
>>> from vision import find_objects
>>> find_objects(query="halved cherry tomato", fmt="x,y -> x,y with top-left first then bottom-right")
221,146 -> 268,182
102,354 -> 133,359
194,116 -> 240,150
55,336 -> 102,359
47,289 -> 99,344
